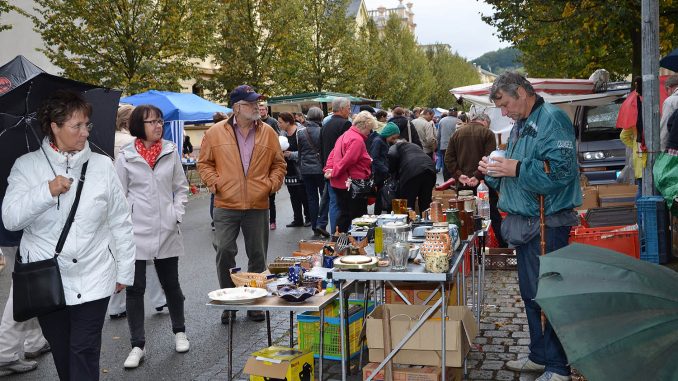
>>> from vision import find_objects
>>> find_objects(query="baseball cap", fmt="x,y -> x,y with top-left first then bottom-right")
229,85 -> 265,105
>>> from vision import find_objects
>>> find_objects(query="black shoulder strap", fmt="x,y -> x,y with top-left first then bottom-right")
55,160 -> 88,256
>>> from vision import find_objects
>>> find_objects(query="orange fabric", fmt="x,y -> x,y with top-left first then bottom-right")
616,91 -> 640,129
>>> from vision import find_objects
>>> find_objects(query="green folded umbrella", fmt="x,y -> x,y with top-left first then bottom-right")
535,243 -> 678,381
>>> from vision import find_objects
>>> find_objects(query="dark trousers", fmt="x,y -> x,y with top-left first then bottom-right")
127,257 -> 185,348
489,187 -> 507,248
398,171 -> 437,216
287,184 -> 310,224
440,149 -> 451,181
516,225 -> 571,376
333,187 -> 367,233
38,297 -> 109,381
268,194 -> 276,224
213,208 -> 268,288
302,174 -> 326,230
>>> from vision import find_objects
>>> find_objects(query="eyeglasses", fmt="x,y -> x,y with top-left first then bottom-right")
65,122 -> 94,132
143,119 -> 164,125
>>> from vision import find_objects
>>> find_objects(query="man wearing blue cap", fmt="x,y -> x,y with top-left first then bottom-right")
198,85 -> 286,324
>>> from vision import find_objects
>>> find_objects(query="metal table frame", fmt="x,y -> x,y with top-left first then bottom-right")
206,290 -> 340,381
333,230 -> 485,381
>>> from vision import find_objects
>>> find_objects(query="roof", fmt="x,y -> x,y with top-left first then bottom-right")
267,91 -> 379,105
346,0 -> 363,17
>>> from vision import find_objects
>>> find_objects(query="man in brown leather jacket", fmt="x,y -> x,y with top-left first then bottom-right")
198,85 -> 286,323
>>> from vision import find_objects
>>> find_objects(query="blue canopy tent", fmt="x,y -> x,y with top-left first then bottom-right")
120,90 -> 230,154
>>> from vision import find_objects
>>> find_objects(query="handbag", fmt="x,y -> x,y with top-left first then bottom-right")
284,175 -> 304,186
12,161 -> 88,322
349,177 -> 374,199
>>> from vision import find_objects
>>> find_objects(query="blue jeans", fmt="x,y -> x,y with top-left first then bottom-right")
327,180 -> 339,234
516,225 -> 571,376
303,174 -> 326,230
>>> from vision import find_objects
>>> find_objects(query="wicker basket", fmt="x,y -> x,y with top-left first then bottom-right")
229,269 -> 274,289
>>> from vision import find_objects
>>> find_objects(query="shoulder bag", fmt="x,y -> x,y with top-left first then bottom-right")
284,130 -> 304,186
12,161 -> 89,322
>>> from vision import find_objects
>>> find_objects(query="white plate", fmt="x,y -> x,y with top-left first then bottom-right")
208,287 -> 268,303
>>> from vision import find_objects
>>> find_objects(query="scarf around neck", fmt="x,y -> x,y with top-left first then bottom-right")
135,139 -> 163,168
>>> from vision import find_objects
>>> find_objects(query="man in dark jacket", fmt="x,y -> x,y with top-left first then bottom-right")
319,97 -> 351,234
445,113 -> 506,248
388,140 -> 436,216
388,107 -> 422,148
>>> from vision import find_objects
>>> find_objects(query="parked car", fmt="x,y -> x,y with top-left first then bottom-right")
572,97 -> 627,185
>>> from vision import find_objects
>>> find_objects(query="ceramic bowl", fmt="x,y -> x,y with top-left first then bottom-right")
277,286 -> 317,303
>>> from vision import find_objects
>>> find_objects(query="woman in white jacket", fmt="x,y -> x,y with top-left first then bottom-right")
2,90 -> 136,380
114,104 -> 190,368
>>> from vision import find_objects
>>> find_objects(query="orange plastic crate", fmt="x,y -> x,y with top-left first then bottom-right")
569,225 -> 639,259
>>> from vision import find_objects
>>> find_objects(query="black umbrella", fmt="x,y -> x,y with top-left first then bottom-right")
660,48 -> 678,72
0,56 -> 120,245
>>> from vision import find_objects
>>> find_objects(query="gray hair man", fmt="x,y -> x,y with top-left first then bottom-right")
411,108 -> 437,158
478,72 -> 581,381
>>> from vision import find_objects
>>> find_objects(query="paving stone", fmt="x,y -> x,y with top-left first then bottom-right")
498,324 -> 520,331
468,369 -> 495,380
496,369 -> 518,380
480,360 -> 505,370
488,312 -> 515,318
491,338 -> 516,346
482,345 -> 506,353
484,352 -> 517,361
485,330 -> 510,338
512,318 -> 528,325
474,337 -> 489,344
517,338 -> 531,345
499,307 -> 522,313
480,323 -> 497,330
509,345 -> 531,353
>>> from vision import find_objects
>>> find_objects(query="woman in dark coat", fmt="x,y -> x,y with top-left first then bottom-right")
387,107 -> 422,148
369,122 -> 400,214
388,140 -> 436,216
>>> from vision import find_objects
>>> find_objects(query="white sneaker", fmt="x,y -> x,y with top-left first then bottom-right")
505,356 -> 546,372
124,347 -> 145,369
536,371 -> 571,381
175,332 -> 190,353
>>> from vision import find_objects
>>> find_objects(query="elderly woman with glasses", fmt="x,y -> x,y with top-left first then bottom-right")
2,90 -> 136,380
114,104 -> 190,369
324,111 -> 376,233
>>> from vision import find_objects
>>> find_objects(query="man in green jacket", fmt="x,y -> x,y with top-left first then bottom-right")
479,72 -> 581,381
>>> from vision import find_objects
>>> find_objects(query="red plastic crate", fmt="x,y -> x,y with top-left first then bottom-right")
569,225 -> 639,259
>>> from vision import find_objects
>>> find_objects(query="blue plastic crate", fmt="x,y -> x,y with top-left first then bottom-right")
637,196 -> 670,264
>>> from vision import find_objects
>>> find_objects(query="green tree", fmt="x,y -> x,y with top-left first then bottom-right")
29,0 -> 215,94
206,0 -> 307,101
295,0 -> 361,94
0,1 -> 13,32
369,15 -> 434,108
425,46 -> 480,107
482,0 -> 678,79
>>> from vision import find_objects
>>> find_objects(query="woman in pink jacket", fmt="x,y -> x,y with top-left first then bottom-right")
324,111 -> 376,233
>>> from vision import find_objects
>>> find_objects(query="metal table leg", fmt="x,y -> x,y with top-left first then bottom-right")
289,311 -> 295,348
339,281 -> 347,381
441,281 -> 447,381
266,311 -> 272,346
228,313 -> 234,381
319,309 -> 325,381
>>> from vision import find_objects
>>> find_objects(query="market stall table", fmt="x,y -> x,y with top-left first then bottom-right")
332,230 -> 484,381
206,288 -> 341,381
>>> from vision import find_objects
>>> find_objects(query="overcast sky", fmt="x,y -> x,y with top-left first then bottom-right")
363,0 -> 511,60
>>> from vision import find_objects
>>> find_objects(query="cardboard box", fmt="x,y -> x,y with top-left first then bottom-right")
362,362 -> 463,381
366,305 -> 477,368
597,184 -> 637,207
577,186 -> 599,210
244,346 -> 314,381
384,282 -> 459,307
297,240 -> 327,254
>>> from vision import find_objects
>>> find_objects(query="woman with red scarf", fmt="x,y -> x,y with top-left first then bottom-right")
114,105 -> 190,368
